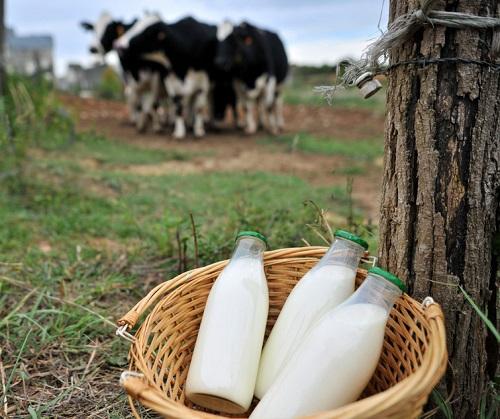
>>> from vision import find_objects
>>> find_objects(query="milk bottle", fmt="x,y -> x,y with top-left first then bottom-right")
186,231 -> 269,414
250,267 -> 405,419
255,230 -> 367,399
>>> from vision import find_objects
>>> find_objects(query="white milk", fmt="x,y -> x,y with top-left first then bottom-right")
250,303 -> 387,419
186,236 -> 268,414
255,264 -> 356,399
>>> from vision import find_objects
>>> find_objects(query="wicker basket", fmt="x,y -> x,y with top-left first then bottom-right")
117,246 -> 447,418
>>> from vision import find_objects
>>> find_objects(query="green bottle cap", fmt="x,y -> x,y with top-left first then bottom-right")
236,231 -> 268,248
368,267 -> 407,292
334,230 -> 369,250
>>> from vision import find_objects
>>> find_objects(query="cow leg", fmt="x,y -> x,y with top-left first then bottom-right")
210,85 -> 227,131
150,73 -> 163,133
136,94 -> 149,133
184,71 -> 209,138
172,95 -> 186,139
276,87 -> 285,131
236,97 -> 246,130
151,102 -> 163,133
135,71 -> 154,133
165,74 -> 187,139
267,105 -> 278,135
159,95 -> 175,128
244,96 -> 257,135
155,81 -> 170,128
136,113 -> 147,133
138,90 -> 156,133
257,95 -> 269,131
245,74 -> 268,134
264,76 -> 278,135
157,101 -> 170,128
193,90 -> 207,138
233,80 -> 247,130
125,81 -> 140,125
266,96 -> 279,136
245,88 -> 265,135
167,97 -> 176,126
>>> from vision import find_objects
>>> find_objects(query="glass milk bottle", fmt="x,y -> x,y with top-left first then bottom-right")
250,267 -> 405,419
186,231 -> 269,414
255,230 -> 367,399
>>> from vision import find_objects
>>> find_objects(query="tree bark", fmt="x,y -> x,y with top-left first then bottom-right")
380,0 -> 499,417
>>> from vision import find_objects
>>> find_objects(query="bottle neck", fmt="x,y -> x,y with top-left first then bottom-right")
344,273 -> 402,315
317,237 -> 365,270
231,237 -> 266,261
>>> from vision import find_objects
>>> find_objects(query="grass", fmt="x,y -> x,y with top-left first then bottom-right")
1,160 -> 360,264
335,165 -> 366,176
283,72 -> 386,113
1,128 -> 374,416
261,133 -> 384,161
68,132 -> 194,165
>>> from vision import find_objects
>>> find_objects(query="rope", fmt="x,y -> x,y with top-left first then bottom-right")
316,0 -> 500,101
386,56 -> 500,72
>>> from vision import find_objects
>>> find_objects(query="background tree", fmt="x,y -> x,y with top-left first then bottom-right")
380,0 -> 499,417
0,0 -> 5,96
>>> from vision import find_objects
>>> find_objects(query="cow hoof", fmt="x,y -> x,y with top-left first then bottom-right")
245,127 -> 257,135
268,126 -> 279,136
136,117 -> 148,133
194,129 -> 205,138
173,132 -> 186,140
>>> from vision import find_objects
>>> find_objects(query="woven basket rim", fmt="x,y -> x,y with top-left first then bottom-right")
118,246 -> 448,419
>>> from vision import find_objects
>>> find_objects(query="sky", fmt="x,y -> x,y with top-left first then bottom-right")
6,0 -> 388,77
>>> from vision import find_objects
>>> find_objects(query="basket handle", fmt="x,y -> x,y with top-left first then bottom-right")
116,269 -> 200,329
420,296 -> 448,381
421,296 -> 445,321
116,260 -> 228,334
120,372 -> 167,413
120,371 -> 209,418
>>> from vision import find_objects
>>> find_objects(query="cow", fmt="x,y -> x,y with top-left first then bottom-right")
214,21 -> 288,135
114,15 -> 229,139
210,77 -> 237,130
80,12 -> 171,133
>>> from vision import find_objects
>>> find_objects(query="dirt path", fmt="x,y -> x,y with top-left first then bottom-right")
61,95 -> 385,221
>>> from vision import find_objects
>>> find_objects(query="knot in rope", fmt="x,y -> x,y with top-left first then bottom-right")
414,9 -> 431,24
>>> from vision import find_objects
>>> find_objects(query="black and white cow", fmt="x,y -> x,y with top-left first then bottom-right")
80,12 -> 170,132
214,21 -> 288,134
114,15 -> 227,139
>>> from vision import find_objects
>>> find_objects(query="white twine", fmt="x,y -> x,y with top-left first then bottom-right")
315,0 -> 500,102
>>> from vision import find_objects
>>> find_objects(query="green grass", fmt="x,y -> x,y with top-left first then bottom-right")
71,132 -> 193,165
261,133 -> 384,161
1,129 -> 375,416
283,73 -> 386,113
336,165 -> 366,176
1,165 -> 359,264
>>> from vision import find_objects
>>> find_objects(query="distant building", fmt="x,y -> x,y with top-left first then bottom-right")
58,62 -> 109,95
5,27 -> 54,77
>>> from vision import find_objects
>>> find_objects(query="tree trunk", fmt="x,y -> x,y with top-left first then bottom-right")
0,0 -> 5,96
380,0 -> 499,417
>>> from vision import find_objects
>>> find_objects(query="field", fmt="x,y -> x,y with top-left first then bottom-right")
0,74 -> 385,417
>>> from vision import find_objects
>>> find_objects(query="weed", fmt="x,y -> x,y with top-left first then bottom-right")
261,133 -> 384,161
